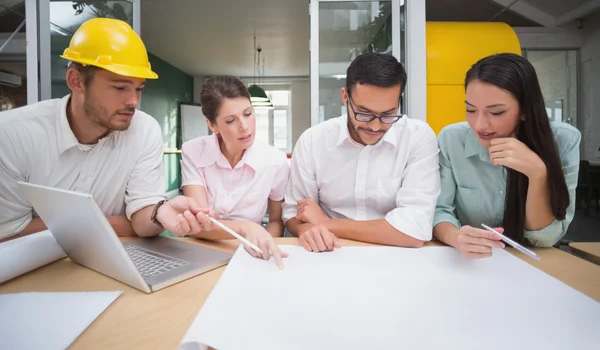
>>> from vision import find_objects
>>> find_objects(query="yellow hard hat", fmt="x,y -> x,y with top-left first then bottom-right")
60,18 -> 158,79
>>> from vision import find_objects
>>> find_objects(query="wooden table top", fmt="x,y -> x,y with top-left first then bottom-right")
1,238 -> 599,349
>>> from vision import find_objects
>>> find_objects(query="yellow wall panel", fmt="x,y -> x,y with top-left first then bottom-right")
426,22 -> 522,133
427,85 -> 469,135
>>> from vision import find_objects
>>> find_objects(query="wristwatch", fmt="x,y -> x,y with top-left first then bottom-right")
151,199 -> 168,228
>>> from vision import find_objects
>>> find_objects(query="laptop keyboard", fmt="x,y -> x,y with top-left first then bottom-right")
124,244 -> 189,278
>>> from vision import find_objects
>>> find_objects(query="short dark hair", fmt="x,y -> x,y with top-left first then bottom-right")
465,53 -> 570,244
200,76 -> 251,123
345,52 -> 407,96
68,61 -> 99,86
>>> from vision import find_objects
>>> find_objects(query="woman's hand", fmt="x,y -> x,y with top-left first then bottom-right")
456,225 -> 505,259
489,138 -> 546,179
241,222 -> 289,269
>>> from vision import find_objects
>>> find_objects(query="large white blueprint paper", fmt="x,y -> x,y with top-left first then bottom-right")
0,230 -> 66,284
180,245 -> 600,350
0,291 -> 122,349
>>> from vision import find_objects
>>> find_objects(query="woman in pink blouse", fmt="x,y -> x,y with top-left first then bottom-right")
181,76 -> 290,268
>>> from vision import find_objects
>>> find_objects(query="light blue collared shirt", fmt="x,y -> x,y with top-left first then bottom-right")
433,121 -> 581,247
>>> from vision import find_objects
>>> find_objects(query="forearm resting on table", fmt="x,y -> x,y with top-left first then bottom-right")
107,216 -> 136,237
286,216 -> 425,248
266,220 -> 284,237
0,215 -> 137,243
432,222 -> 461,248
0,217 -> 47,243
284,217 -> 305,237
131,206 -> 164,237
324,218 -> 425,248
195,220 -> 247,240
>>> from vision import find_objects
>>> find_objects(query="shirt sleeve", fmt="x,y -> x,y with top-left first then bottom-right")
432,130 -> 461,230
524,129 -> 581,247
282,132 -> 319,223
0,129 -> 33,239
269,155 -> 290,201
124,119 -> 167,220
384,126 -> 441,241
181,143 -> 206,187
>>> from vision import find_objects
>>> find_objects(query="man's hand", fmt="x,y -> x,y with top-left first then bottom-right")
299,224 -> 342,252
155,196 -> 215,236
296,199 -> 330,225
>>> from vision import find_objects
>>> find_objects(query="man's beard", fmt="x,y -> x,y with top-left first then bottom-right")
83,93 -> 133,131
347,117 -> 384,145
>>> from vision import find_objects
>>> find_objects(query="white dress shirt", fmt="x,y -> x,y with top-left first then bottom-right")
0,95 -> 166,239
282,115 -> 441,241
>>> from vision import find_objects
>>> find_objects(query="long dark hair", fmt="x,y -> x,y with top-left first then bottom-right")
465,53 -> 569,243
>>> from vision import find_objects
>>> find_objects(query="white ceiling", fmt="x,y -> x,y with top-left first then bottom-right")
520,0 -> 590,18
489,0 -> 600,27
0,0 -> 585,79
140,0 -> 310,78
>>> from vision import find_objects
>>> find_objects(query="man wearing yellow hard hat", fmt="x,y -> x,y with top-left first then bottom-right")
0,18 -> 212,242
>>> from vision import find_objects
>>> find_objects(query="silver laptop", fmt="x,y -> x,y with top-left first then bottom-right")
18,182 -> 232,293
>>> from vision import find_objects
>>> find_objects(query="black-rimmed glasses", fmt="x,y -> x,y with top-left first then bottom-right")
347,97 -> 403,124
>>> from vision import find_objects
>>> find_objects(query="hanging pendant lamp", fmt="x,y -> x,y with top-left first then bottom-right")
249,85 -> 269,102
252,100 -> 274,109
249,38 -> 270,102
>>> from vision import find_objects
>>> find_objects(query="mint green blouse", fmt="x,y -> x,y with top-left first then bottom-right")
433,122 -> 581,247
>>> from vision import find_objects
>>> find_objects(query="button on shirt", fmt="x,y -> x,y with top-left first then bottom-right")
282,115 -> 441,241
181,135 -> 289,224
433,121 -> 581,247
0,95 -> 166,240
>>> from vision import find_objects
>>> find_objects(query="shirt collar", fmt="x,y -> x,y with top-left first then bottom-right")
56,95 -> 117,154
336,114 -> 400,148
336,115 -> 351,146
197,133 -> 263,171
240,141 -> 265,171
56,95 -> 80,154
464,129 -> 491,162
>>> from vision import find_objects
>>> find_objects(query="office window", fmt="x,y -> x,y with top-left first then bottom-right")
253,89 -> 292,153
255,109 -> 270,146
273,110 -> 287,149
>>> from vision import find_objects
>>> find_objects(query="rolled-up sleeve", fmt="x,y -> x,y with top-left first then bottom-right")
181,143 -> 206,187
282,132 -> 318,223
525,130 -> 581,247
432,131 -> 461,230
125,120 -> 167,220
0,130 -> 32,239
384,126 -> 441,241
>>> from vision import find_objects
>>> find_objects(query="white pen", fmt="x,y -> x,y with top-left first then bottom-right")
481,224 -> 541,261
203,215 -> 264,255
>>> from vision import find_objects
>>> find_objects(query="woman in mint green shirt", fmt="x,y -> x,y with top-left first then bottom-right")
433,53 -> 580,258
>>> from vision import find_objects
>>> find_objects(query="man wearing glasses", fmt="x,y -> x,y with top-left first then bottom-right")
282,52 -> 441,252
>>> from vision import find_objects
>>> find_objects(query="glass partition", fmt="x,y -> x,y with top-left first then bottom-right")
0,0 -> 27,109
525,49 -> 578,128
48,1 -> 135,99
311,0 -> 406,124
33,0 -> 139,101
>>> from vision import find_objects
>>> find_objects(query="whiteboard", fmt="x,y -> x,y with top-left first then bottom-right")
180,103 -> 209,143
